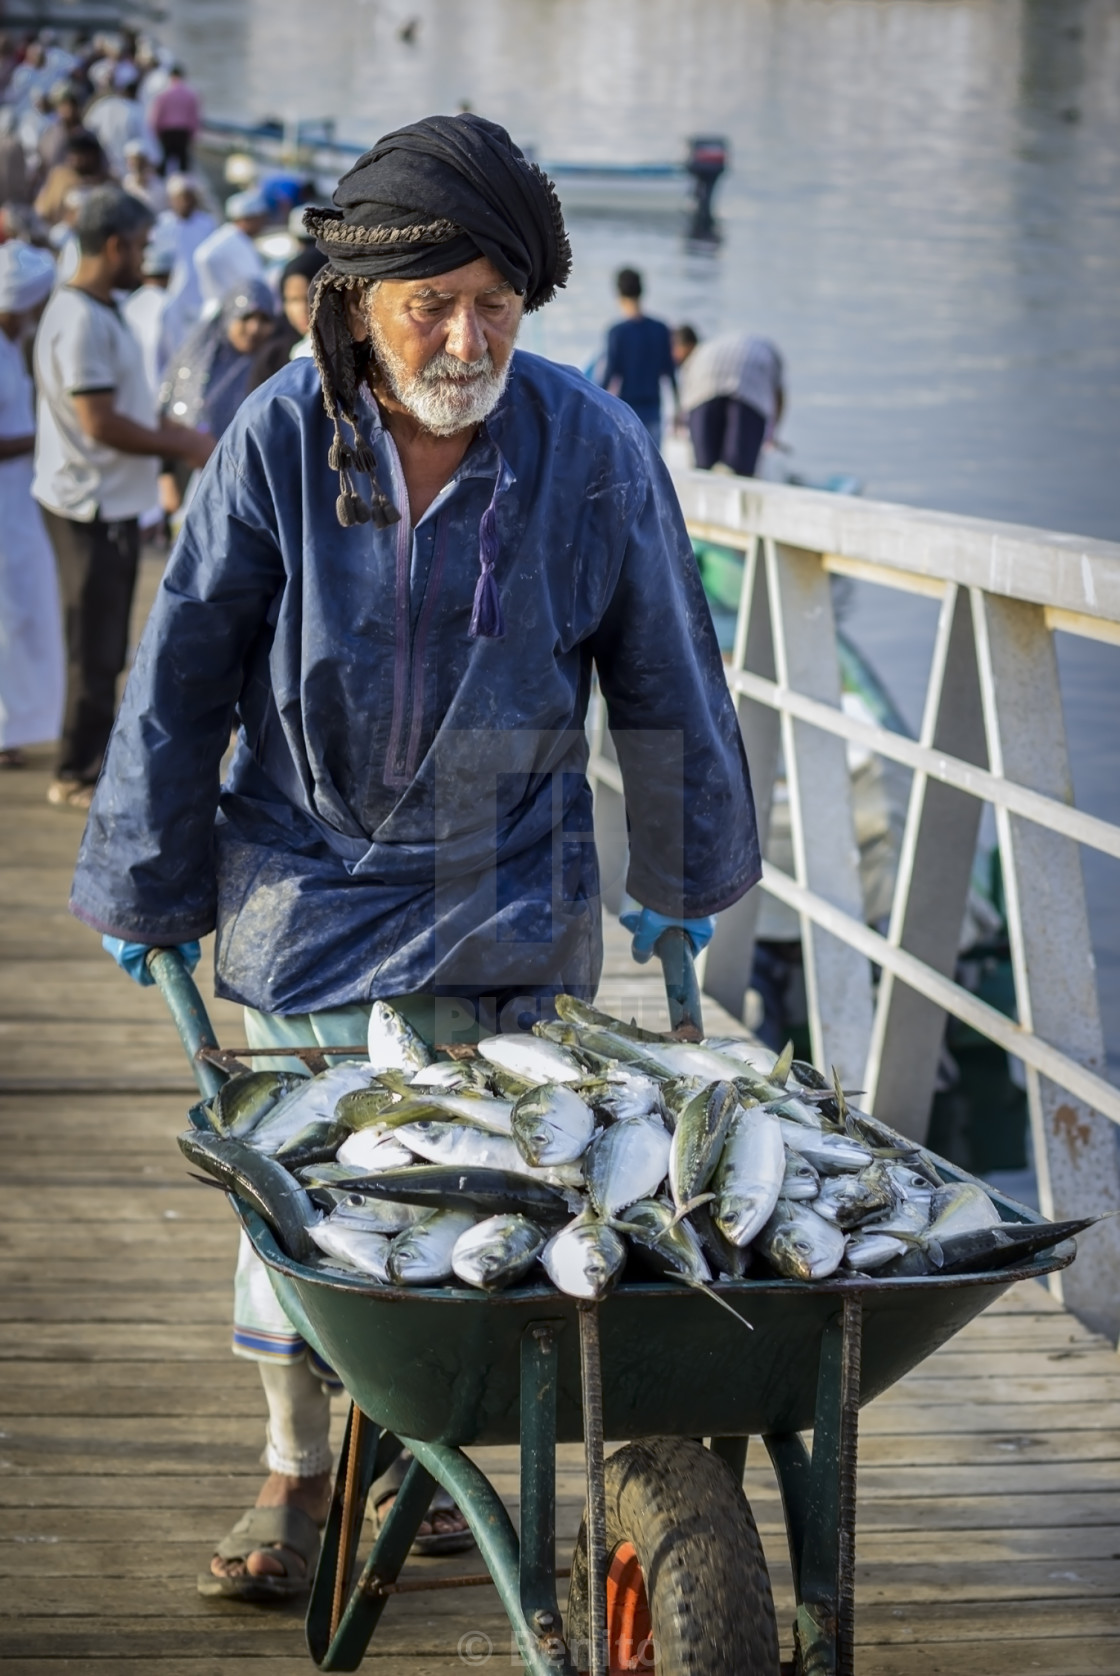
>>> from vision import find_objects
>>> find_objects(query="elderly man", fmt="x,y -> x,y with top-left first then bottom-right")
70,116 -> 760,1598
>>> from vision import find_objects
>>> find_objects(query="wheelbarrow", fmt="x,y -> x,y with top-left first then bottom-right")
151,940 -> 1077,1676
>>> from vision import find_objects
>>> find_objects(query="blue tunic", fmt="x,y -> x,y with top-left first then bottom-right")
70,351 -> 760,1014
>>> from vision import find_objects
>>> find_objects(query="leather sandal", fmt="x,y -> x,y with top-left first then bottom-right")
198,1504 -> 321,1601
370,1450 -> 476,1557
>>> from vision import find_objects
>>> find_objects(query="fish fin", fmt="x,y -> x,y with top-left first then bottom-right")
669,1192 -> 716,1227
771,1040 -> 794,1086
830,1065 -> 849,1122
681,1274 -> 753,1330
185,1170 -> 227,1190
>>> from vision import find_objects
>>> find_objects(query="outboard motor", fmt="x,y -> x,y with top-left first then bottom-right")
686,135 -> 728,228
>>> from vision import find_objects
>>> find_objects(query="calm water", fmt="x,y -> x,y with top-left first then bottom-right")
169,0 -> 1120,1069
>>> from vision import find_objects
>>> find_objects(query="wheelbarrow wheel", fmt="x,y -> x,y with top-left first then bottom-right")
567,1437 -> 780,1675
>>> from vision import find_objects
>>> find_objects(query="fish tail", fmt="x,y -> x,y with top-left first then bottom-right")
771,1040 -> 794,1086
682,1274 -> 754,1330
670,1192 -> 716,1227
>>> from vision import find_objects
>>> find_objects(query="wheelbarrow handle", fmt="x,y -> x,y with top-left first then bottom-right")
145,946 -> 226,1100
654,925 -> 704,1039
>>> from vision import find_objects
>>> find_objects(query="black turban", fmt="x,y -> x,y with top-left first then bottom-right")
304,113 -> 571,310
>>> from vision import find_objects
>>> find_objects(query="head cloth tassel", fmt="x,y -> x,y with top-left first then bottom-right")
304,114 -> 571,634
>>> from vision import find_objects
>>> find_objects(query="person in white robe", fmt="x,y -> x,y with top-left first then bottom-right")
190,187 -> 268,317
0,242 -> 64,766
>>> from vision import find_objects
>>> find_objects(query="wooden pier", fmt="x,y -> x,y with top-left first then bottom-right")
2,561 -> 1119,1673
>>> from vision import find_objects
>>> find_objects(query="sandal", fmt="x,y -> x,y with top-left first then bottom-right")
371,1451 -> 476,1557
197,1504 -> 322,1601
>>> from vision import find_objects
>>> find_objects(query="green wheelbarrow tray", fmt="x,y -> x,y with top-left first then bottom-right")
234,1200 -> 1074,1450
229,1197 -> 1074,1676
149,946 -> 1077,1675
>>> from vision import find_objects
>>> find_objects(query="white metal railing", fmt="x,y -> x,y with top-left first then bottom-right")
587,471 -> 1120,1336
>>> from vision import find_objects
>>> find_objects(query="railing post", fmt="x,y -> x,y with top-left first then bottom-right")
972,590 -> 1120,1338
705,538 -> 782,1022
766,539 -> 874,1085
864,583 -> 988,1139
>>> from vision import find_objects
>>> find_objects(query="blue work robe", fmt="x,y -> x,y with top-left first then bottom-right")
70,351 -> 760,1014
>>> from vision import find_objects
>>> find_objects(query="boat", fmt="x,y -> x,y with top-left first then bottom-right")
198,117 -> 727,221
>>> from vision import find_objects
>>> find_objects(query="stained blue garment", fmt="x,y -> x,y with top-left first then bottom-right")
70,351 -> 760,1016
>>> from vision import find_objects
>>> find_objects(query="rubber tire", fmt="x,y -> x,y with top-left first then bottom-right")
567,1437 -> 780,1675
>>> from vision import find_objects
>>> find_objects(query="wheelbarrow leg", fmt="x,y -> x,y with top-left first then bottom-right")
765,1294 -> 862,1676
306,1407 -> 425,1671
519,1321 -> 569,1662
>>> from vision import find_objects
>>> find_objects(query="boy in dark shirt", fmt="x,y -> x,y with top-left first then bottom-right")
602,266 -> 677,445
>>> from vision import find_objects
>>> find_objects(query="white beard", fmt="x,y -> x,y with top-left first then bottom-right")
368,318 -> 512,437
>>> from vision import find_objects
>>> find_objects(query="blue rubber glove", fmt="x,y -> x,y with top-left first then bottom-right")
619,907 -> 717,966
102,935 -> 201,987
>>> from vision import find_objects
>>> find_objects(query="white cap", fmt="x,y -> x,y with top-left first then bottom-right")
166,172 -> 200,196
123,138 -> 149,160
0,241 -> 57,313
89,60 -> 115,90
226,187 -> 269,221
287,204 -> 316,240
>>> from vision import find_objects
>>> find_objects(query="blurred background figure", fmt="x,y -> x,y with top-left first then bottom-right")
34,130 -> 108,228
36,80 -> 85,179
600,266 -> 677,446
246,245 -> 324,390
673,325 -> 784,478
84,58 -> 152,179
157,171 -> 216,354
32,185 -> 212,809
0,239 -> 63,769
124,217 -> 178,398
122,136 -> 167,212
191,187 -> 267,315
0,104 -> 31,205
147,63 -> 200,175
161,276 -> 275,441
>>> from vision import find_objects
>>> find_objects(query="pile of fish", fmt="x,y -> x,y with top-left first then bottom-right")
179,996 -> 1092,1306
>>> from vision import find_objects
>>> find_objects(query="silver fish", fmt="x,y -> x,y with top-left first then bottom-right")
586,1116 -> 671,1217
210,1070 -> 305,1140
246,1063 -> 378,1155
712,1105 -> 785,1247
375,1090 -> 515,1136
702,1036 -> 778,1075
335,1129 -> 416,1172
815,1162 -> 895,1229
693,1201 -> 753,1280
616,1198 -> 712,1283
309,1221 -> 392,1282
387,1210 -> 477,1285
273,1117 -> 348,1169
408,1062 -> 472,1090
335,1084 -> 403,1130
512,1083 -> 596,1166
594,1069 -> 666,1125
478,1035 -> 586,1085
928,1182 -> 1003,1238
366,999 -> 433,1072
393,1121 -> 525,1173
328,1193 -> 429,1234
669,1081 -> 739,1216
392,1121 -> 584,1194
782,1151 -> 821,1200
760,1199 -> 847,1280
776,1119 -> 871,1175
844,1229 -> 911,1271
541,1215 -> 627,1300
451,1214 -> 545,1291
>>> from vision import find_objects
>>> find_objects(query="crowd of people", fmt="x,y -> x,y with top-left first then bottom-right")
0,26 -> 325,803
